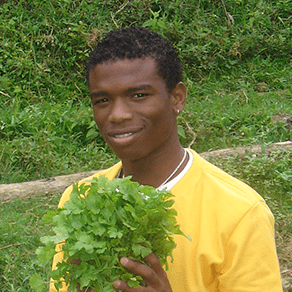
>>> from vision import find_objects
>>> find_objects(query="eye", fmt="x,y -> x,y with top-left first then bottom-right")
133,93 -> 148,98
94,98 -> 108,105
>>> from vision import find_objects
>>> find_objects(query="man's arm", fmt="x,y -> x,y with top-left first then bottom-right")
218,202 -> 282,291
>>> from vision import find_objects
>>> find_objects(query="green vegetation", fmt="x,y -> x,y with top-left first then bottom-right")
0,193 -> 60,292
32,176 -> 186,291
1,0 -> 291,184
0,0 -> 291,291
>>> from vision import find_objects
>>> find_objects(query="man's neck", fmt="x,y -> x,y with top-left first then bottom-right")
120,143 -> 186,188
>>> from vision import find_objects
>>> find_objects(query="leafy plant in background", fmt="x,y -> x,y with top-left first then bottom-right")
31,176 -> 189,291
0,0 -> 291,184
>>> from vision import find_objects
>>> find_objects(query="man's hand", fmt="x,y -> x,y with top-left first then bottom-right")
113,253 -> 173,292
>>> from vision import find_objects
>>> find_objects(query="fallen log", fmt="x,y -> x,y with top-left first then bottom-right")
0,171 -> 99,202
200,140 -> 292,159
1,141 -> 291,201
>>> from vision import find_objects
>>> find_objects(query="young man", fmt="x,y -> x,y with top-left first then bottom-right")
51,26 -> 282,291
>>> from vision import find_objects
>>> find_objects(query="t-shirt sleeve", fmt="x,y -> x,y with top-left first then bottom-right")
218,202 -> 283,291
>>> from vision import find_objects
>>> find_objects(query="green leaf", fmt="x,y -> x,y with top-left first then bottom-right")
29,273 -> 45,292
36,245 -> 55,266
41,210 -> 59,224
127,277 -> 141,288
177,125 -> 186,139
132,243 -> 152,258
108,227 -> 123,239
90,222 -> 106,236
71,218 -> 84,229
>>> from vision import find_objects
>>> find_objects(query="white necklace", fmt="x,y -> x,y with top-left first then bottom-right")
158,149 -> 187,189
118,149 -> 188,189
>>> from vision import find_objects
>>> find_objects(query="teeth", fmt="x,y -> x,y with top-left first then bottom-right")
114,132 -> 133,138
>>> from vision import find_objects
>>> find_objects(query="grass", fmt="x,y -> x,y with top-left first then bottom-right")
0,194 -> 60,291
0,150 -> 291,291
0,98 -> 117,183
182,88 -> 291,152
1,0 -> 291,184
0,0 -> 291,291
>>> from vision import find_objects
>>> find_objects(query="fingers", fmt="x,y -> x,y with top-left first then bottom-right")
113,254 -> 172,291
112,257 -> 150,292
120,255 -> 160,285
113,279 -> 145,292
143,253 -> 166,279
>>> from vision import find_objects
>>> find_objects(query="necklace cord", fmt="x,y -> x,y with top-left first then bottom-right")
117,149 -> 188,189
158,149 -> 187,189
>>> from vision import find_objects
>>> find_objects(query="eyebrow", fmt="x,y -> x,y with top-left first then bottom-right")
90,91 -> 108,99
90,84 -> 153,99
126,84 -> 152,93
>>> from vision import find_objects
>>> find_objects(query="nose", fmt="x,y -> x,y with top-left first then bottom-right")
108,98 -> 133,123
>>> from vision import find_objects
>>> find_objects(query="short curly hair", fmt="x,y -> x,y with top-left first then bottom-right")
86,26 -> 183,92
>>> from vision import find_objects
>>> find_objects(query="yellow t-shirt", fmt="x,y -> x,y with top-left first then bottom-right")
50,149 -> 282,292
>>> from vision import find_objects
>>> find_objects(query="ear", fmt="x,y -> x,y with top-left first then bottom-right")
170,82 -> 187,115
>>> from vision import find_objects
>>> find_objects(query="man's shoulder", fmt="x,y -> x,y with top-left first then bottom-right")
177,150 -> 274,236
186,149 -> 264,206
82,162 -> 122,182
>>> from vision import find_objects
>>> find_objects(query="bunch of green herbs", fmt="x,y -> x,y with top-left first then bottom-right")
33,175 -> 187,291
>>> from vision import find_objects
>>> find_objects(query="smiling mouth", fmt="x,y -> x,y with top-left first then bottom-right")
107,128 -> 144,145
113,132 -> 133,138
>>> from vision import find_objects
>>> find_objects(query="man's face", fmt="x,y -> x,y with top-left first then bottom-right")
88,57 -> 179,162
